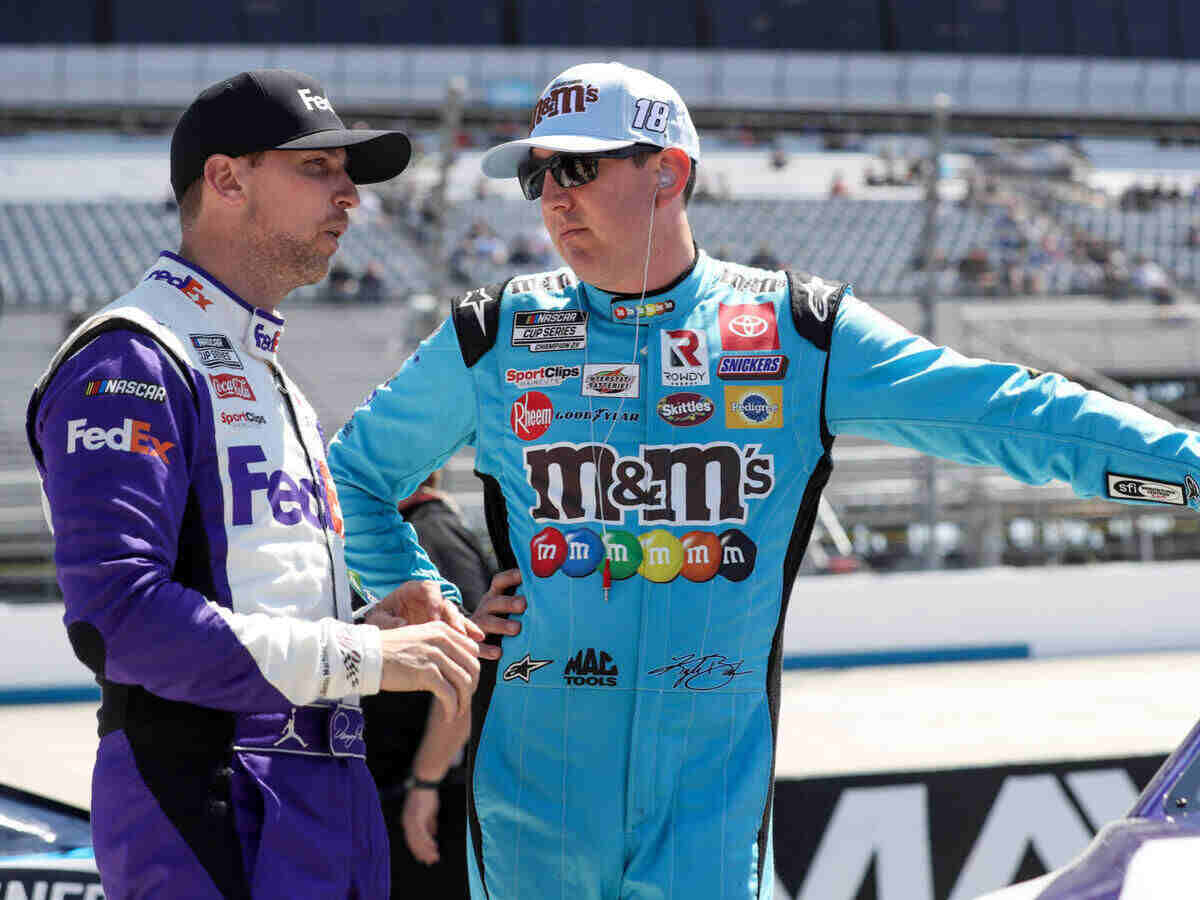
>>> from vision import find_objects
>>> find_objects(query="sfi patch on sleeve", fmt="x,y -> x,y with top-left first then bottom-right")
1106,472 -> 1186,506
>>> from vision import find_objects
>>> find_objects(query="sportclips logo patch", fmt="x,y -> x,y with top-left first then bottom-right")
524,441 -> 773,525
505,364 -> 581,389
531,80 -> 599,128
530,525 -> 756,583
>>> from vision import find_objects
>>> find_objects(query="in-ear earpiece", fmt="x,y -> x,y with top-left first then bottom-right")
657,171 -> 674,188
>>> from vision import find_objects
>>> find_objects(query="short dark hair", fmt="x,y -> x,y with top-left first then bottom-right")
178,151 -> 267,229
632,149 -> 697,207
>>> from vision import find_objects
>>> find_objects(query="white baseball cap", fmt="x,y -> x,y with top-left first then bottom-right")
481,62 -> 701,179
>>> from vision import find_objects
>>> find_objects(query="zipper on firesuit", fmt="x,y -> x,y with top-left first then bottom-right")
269,362 -> 341,617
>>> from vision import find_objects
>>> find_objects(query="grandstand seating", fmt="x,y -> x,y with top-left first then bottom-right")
1124,0 -> 1174,59
1011,0 -> 1073,56
890,0 -> 956,54
1071,0 -> 1124,58
954,0 -> 1016,55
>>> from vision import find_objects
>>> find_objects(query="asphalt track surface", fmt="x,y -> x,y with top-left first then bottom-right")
4,650 -> 1198,811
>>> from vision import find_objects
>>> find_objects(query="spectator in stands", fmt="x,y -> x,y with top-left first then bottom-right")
1132,254 -> 1175,305
327,261 -> 358,301
26,68 -> 495,899
957,248 -> 996,294
364,469 -> 494,900
829,170 -> 849,197
749,243 -> 781,269
359,261 -> 387,304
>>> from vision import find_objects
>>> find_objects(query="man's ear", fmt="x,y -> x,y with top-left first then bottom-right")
203,154 -> 245,208
656,148 -> 690,202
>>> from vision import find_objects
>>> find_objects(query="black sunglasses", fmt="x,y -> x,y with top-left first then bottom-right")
518,144 -> 660,201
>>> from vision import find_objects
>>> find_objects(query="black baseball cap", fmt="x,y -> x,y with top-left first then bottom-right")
170,68 -> 412,202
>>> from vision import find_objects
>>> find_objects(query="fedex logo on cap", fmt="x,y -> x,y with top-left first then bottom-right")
297,88 -> 334,113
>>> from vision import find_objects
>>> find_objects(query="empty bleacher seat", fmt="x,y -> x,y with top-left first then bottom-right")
636,0 -> 698,47
1012,0 -> 1072,55
1072,0 -> 1123,57
890,0 -> 957,53
1123,0 -> 1172,59
702,0 -> 775,49
954,0 -> 1015,54
517,0 -> 583,46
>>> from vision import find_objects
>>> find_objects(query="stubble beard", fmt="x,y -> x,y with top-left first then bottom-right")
244,204 -> 332,296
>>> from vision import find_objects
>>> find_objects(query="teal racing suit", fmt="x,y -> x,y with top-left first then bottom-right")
327,250 -> 1200,900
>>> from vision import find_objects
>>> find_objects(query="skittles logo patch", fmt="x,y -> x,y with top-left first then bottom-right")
530,526 -> 756,583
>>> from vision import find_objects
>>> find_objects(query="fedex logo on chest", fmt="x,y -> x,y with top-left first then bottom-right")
227,445 -> 327,529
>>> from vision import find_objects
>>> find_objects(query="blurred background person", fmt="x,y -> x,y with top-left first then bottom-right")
363,469 -> 495,899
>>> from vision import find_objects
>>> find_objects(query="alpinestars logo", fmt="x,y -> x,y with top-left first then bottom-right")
524,441 -> 774,525
503,653 -> 554,683
563,648 -> 618,686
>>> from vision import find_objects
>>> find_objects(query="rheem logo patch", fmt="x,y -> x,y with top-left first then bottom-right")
511,391 -> 554,441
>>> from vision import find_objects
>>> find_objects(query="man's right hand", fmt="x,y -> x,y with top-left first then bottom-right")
379,622 -> 480,721
471,569 -> 526,662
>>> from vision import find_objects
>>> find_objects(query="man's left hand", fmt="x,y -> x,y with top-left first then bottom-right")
380,581 -> 485,642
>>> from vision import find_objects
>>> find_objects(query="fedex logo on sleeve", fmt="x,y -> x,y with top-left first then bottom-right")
66,418 -> 175,462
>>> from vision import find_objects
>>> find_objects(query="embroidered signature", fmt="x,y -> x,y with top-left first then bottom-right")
647,653 -> 754,691
331,710 -> 365,747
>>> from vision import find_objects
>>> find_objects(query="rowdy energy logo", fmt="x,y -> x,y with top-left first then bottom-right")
725,385 -> 783,429
661,329 -> 709,386
530,525 -> 756,582
524,441 -> 773,525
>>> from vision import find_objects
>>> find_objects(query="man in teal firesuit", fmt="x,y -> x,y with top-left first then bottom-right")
328,62 -> 1200,900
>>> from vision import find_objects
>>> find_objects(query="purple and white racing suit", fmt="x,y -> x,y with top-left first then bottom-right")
27,251 -> 450,899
